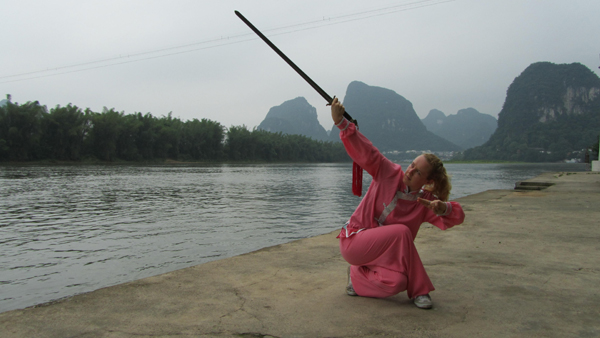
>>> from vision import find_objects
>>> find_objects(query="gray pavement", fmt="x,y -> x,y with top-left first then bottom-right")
1,171 -> 599,338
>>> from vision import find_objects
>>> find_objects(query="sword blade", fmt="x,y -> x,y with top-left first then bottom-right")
235,10 -> 355,123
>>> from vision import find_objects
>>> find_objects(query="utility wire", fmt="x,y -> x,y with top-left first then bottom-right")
1,0 -> 453,84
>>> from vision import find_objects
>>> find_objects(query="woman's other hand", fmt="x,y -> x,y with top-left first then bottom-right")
418,197 -> 447,215
331,97 -> 345,125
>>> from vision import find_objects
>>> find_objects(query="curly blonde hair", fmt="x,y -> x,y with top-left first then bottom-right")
422,153 -> 452,201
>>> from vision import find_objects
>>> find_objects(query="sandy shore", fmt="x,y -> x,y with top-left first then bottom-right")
1,171 -> 599,338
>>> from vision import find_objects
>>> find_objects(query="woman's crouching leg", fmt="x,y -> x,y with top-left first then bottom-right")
341,224 -> 435,299
350,265 -> 407,298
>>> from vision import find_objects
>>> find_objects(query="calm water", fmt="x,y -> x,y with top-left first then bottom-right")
0,162 -> 586,313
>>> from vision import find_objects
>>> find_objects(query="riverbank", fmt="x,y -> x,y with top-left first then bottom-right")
2,171 -> 599,337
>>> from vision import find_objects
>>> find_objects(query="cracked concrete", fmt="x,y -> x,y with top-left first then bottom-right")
1,172 -> 599,337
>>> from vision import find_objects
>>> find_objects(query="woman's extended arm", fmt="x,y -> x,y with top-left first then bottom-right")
331,98 -> 385,177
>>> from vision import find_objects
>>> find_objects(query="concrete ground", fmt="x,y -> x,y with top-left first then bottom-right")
1,171 -> 599,338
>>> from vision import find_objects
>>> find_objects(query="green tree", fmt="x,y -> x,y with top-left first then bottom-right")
42,104 -> 90,160
87,108 -> 123,161
180,118 -> 224,160
154,112 -> 182,159
0,100 -> 45,161
116,113 -> 143,161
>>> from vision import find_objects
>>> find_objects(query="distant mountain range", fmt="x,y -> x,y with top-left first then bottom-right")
422,108 -> 497,149
257,62 -> 600,162
258,81 -> 464,153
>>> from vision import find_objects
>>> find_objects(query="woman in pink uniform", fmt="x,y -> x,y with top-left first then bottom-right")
331,98 -> 465,309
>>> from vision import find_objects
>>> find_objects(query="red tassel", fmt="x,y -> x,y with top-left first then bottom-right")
352,161 -> 363,196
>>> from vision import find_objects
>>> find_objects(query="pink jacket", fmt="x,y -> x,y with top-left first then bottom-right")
336,118 -> 465,239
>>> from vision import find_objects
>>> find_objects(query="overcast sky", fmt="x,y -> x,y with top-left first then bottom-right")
2,0 -> 599,130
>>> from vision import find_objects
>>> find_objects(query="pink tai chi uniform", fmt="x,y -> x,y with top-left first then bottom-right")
336,118 -> 465,299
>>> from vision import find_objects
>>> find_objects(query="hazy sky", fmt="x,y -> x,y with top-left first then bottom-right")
2,0 -> 599,130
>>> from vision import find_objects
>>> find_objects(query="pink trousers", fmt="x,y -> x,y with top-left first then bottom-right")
339,224 -> 434,299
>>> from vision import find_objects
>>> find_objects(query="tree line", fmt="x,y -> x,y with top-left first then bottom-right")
0,99 -> 350,163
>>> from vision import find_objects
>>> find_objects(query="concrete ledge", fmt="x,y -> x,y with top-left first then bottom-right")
514,180 -> 554,190
2,172 -> 600,338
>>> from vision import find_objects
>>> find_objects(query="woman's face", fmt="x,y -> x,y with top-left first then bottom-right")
403,155 -> 433,192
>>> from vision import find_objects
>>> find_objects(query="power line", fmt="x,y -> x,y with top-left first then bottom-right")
1,0 -> 453,84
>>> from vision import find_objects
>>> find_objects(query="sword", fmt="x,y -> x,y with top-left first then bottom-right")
234,10 -> 357,127
235,10 -> 363,196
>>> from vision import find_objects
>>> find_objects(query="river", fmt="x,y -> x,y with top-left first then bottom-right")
0,162 -> 587,313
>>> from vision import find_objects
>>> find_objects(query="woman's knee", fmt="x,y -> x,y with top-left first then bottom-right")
388,224 -> 412,238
